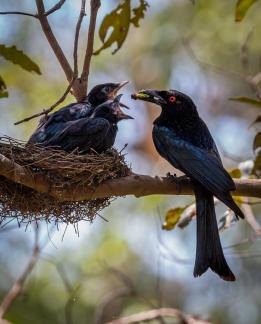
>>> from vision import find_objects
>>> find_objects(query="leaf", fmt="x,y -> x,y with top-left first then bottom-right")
252,150 -> 261,176
235,0 -> 260,22
94,0 -> 131,55
130,0 -> 149,27
0,75 -> 8,98
94,0 -> 149,55
235,0 -> 259,22
229,168 -> 242,178
0,44 -> 41,75
229,96 -> 261,108
253,132 -> 261,150
162,207 -> 185,231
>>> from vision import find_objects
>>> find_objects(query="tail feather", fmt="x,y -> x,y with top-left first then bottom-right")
193,185 -> 236,281
216,193 -> 244,220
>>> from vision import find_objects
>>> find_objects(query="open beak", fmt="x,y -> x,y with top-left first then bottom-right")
113,99 -> 133,120
117,109 -> 134,120
131,89 -> 167,105
109,81 -> 129,98
114,94 -> 130,110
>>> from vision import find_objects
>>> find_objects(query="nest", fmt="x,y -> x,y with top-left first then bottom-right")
0,136 -> 131,227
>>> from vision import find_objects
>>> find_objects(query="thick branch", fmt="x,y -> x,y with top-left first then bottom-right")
81,0 -> 101,97
0,154 -> 260,201
35,0 -> 74,86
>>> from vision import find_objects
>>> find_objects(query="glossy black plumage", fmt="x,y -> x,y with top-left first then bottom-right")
132,89 -> 244,281
42,98 -> 133,154
28,81 -> 128,144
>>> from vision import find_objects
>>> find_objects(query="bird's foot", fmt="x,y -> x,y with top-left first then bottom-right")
166,172 -> 177,182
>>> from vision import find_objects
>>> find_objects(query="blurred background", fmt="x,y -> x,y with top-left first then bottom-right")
0,0 -> 261,323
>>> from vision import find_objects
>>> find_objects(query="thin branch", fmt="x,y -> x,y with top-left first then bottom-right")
44,0 -> 66,16
73,0 -> 86,77
106,307 -> 211,324
15,1 -> 86,126
0,153 -> 260,201
35,0 -> 74,85
0,11 -> 37,18
241,199 -> 261,235
0,1 -> 66,18
0,227 -> 40,319
14,78 -> 76,125
81,0 -> 101,96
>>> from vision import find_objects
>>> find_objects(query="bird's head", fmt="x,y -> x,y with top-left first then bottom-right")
131,89 -> 198,120
87,81 -> 129,106
92,95 -> 133,123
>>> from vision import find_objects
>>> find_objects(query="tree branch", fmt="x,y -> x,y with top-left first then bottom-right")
81,0 -> 101,97
0,11 -> 37,18
14,0 -> 87,125
106,307 -> 211,324
0,153 -> 260,202
0,1 -> 66,18
35,0 -> 74,88
0,228 -> 40,319
44,0 -> 66,17
14,78 -> 76,125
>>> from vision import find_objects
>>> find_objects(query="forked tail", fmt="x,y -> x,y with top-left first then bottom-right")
193,185 -> 236,281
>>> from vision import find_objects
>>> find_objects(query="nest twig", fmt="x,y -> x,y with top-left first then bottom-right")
0,136 -> 131,227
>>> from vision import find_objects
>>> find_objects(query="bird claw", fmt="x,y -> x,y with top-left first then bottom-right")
166,172 -> 177,182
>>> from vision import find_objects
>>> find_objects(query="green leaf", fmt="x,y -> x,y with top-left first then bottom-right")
252,150 -> 261,176
130,0 -> 149,27
0,44 -> 41,75
229,168 -> 242,178
94,0 -> 131,55
162,207 -> 185,231
229,96 -> 261,108
0,75 -> 8,98
235,0 -> 259,22
253,132 -> 261,150
94,0 -> 149,55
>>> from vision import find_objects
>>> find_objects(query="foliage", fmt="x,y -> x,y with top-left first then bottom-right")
162,207 -> 187,230
0,44 -> 41,99
229,96 -> 261,108
0,75 -> 8,98
235,0 -> 260,22
94,0 -> 149,55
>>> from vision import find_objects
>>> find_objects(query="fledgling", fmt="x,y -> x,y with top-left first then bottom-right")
43,95 -> 133,154
132,89 -> 244,281
28,81 -> 129,144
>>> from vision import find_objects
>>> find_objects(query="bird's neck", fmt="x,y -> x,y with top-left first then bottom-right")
154,107 -> 200,133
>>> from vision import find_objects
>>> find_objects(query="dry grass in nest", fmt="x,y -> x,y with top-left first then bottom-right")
0,136 -> 131,227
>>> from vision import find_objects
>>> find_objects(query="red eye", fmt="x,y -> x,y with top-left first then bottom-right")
169,96 -> 176,103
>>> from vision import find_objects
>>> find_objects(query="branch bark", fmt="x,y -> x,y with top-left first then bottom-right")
35,0 -> 74,84
106,307 -> 211,324
81,0 -> 101,97
0,153 -> 261,201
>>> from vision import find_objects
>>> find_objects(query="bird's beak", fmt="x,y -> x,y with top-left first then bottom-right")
110,81 -> 129,98
114,101 -> 133,120
131,89 -> 167,105
114,94 -> 130,110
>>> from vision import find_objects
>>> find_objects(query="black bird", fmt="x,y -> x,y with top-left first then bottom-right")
43,95 -> 133,154
28,81 -> 129,144
132,89 -> 244,281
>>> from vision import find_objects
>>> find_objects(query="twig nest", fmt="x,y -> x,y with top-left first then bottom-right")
0,136 -> 131,226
